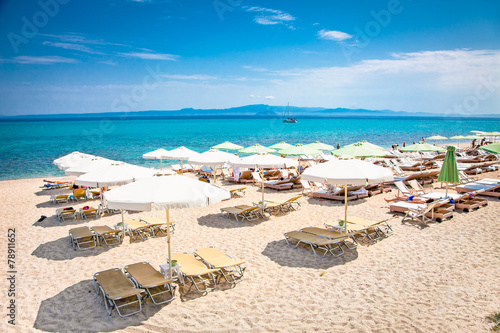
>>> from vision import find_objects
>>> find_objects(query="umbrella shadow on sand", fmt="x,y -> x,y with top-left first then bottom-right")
262,239 -> 358,269
197,213 -> 266,229
31,236 -> 114,261
305,197 -> 368,207
34,279 -> 163,333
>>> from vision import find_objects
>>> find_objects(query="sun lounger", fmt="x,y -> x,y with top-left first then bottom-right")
124,262 -> 175,305
263,179 -> 294,191
199,165 -> 214,177
238,171 -> 256,183
79,206 -> 100,219
140,216 -> 175,235
91,226 -> 123,246
456,181 -> 500,198
300,180 -> 313,196
72,188 -> 88,201
390,199 -> 453,223
50,194 -> 73,204
42,180 -> 72,189
229,187 -> 246,197
56,207 -> 77,221
121,220 -> 155,240
420,192 -> 486,212
69,226 -> 98,250
93,268 -> 144,317
266,195 -> 302,213
263,170 -> 281,180
220,205 -> 263,222
336,216 -> 394,238
300,226 -> 358,249
408,179 -> 428,194
170,253 -> 219,295
284,230 -> 347,257
194,247 -> 246,284
311,185 -> 365,202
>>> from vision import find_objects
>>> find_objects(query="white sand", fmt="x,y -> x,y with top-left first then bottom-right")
1,171 -> 500,332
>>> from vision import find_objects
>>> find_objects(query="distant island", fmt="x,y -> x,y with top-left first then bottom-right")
1,104 -> 499,120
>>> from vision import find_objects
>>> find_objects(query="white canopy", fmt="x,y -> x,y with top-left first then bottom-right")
53,151 -> 96,170
64,158 -> 120,176
231,154 -> 298,169
104,175 -> 231,211
163,146 -> 200,160
142,148 -> 170,159
188,149 -> 239,166
75,163 -> 157,188
301,159 -> 393,186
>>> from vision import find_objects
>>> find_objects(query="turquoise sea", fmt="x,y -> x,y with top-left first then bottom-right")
1,116 -> 499,181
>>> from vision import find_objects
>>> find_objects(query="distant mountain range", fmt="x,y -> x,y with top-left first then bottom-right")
1,104 -> 499,119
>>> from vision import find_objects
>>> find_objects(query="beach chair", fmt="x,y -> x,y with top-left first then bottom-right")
250,172 -> 263,185
199,165 -> 214,177
338,216 -> 394,238
263,170 -> 281,180
408,179 -> 428,194
194,247 -> 246,284
300,180 -> 313,196
311,185 -> 364,202
284,230 -> 347,257
93,268 -> 144,317
455,180 -> 500,197
390,199 -> 453,224
229,187 -> 246,198
420,192 -> 486,212
263,179 -> 294,191
140,216 -> 176,236
220,205 -> 262,222
122,220 -> 155,240
170,253 -> 219,296
50,194 -> 73,204
300,226 -> 358,249
458,170 -> 476,184
124,262 -> 176,305
79,206 -> 100,219
394,181 -> 413,196
72,188 -> 88,201
56,207 -> 77,222
91,226 -> 123,246
42,180 -> 72,189
69,226 -> 98,250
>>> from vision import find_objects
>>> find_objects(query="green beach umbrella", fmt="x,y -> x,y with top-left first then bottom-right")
437,146 -> 460,197
426,135 -> 448,146
278,144 -> 323,173
238,144 -> 276,155
450,135 -> 467,148
400,142 -> 445,173
268,141 -> 294,150
304,141 -> 335,151
332,142 -> 387,158
462,135 -> 480,140
480,142 -> 500,154
344,140 -> 384,150
211,141 -> 244,152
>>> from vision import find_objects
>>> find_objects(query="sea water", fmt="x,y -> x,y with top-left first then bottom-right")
0,116 -> 499,180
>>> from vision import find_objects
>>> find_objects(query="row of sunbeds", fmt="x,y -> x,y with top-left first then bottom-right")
93,247 -> 245,317
284,217 -> 394,257
220,196 -> 302,222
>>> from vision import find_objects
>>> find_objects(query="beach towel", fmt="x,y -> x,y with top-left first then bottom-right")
233,167 -> 240,182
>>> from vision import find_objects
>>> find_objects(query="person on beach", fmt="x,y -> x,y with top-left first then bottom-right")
403,142 -> 405,147
421,137 -> 425,142
481,137 -> 485,146
336,144 -> 340,150
472,139 -> 476,148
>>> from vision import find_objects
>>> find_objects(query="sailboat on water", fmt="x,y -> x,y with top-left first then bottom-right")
282,103 -> 297,123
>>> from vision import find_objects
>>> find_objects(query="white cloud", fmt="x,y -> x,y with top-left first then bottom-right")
161,74 -> 217,80
42,41 -> 99,54
265,96 -> 275,99
121,52 -> 179,61
245,6 -> 295,27
10,56 -> 79,65
317,29 -> 353,42
243,65 -> 269,72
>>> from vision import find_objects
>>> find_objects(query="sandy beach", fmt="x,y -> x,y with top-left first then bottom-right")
1,170 -> 500,333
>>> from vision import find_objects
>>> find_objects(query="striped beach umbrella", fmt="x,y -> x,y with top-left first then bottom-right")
344,140 -> 384,150
268,141 -> 294,150
437,146 -> 460,196
211,141 -> 243,152
304,141 -> 335,151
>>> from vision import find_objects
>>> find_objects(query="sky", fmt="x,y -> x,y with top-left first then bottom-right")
0,0 -> 499,116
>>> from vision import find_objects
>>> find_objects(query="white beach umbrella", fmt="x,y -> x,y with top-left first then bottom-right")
163,146 -> 200,174
64,157 -> 120,176
188,149 -> 240,183
53,151 -> 96,170
74,163 -> 157,188
143,148 -> 170,170
103,175 -> 230,278
302,159 -> 394,230
231,154 -> 298,210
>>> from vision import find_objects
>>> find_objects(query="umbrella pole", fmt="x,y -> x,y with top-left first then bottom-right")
261,169 -> 265,216
213,166 -> 217,184
166,209 -> 172,280
160,158 -> 163,170
121,210 -> 125,239
180,160 -> 183,174
445,183 -> 449,197
344,184 -> 348,233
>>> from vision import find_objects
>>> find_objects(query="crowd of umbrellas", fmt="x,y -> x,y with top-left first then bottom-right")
52,134 -> 499,277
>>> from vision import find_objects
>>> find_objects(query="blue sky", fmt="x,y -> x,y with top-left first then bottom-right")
0,0 -> 499,115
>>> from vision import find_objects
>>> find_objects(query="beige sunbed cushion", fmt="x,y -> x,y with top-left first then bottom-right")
171,253 -> 218,276
94,268 -> 143,300
195,247 -> 245,268
124,220 -> 149,230
69,227 -> 93,239
285,231 -> 345,246
125,262 -> 173,288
